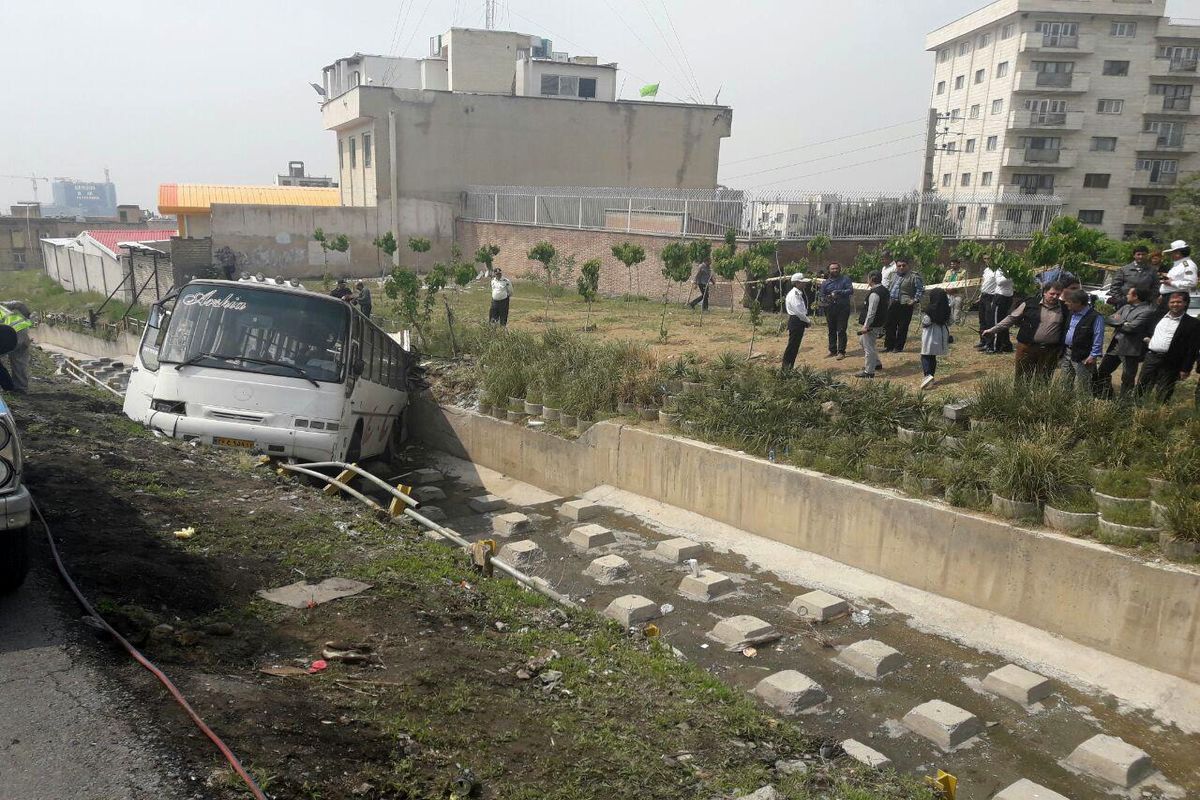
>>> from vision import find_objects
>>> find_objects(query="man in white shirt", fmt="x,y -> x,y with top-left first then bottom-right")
1160,240 -> 1198,300
976,254 -> 997,351
988,266 -> 1015,353
1137,291 -> 1200,400
489,268 -> 514,327
880,252 -> 898,290
781,272 -> 811,371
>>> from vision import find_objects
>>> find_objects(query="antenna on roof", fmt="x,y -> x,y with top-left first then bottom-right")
485,0 -> 496,29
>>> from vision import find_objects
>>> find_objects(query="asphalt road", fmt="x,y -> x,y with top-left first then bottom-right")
0,553 -> 195,799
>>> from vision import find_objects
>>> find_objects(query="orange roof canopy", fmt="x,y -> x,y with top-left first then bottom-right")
158,183 -> 341,215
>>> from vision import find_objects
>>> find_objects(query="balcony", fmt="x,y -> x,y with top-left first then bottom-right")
1151,58 -> 1200,79
1007,109 -> 1085,130
999,184 -> 1057,197
1014,71 -> 1090,93
1019,31 -> 1095,53
1123,206 -> 1168,227
1144,95 -> 1196,114
1136,130 -> 1199,152
1002,147 -> 1077,168
1130,171 -> 1180,190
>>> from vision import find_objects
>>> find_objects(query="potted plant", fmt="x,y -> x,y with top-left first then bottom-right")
862,442 -> 907,486
1091,470 -> 1152,516
524,382 -> 544,417
1043,487 -> 1098,536
659,400 -> 682,427
1096,505 -> 1161,547
990,438 -> 1072,521
541,390 -> 562,422
1158,488 -> 1200,561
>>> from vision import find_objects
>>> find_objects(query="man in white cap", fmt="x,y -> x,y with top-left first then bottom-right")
1160,240 -> 1198,302
780,272 -> 811,371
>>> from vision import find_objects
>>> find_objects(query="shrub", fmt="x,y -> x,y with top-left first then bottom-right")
991,434 -> 1078,504
1162,487 -> 1200,542
1093,469 -> 1151,499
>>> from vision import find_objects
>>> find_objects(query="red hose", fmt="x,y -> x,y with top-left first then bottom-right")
31,496 -> 268,800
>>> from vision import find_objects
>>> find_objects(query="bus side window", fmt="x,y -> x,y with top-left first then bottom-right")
379,334 -> 393,387
140,303 -> 170,371
361,326 -> 376,382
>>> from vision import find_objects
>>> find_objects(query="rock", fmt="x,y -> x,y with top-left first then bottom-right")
466,494 -> 506,513
678,569 -> 734,601
902,700 -> 984,750
1064,734 -> 1154,788
753,670 -> 827,714
408,467 -> 443,485
736,787 -> 783,800
789,589 -> 848,622
982,664 -> 1053,705
707,615 -> 780,650
773,759 -> 808,776
558,499 -> 602,521
204,622 -> 234,637
655,537 -> 703,563
411,485 -> 446,503
417,505 -> 447,523
491,512 -> 530,537
837,639 -> 904,679
993,778 -> 1070,800
584,554 -> 631,584
150,624 -> 175,639
603,595 -> 660,627
841,739 -> 891,769
497,540 -> 544,568
567,524 -> 616,550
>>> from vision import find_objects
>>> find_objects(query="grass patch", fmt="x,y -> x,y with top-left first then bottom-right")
0,270 -> 148,323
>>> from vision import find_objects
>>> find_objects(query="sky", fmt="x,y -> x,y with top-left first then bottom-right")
3,0 -> 1200,211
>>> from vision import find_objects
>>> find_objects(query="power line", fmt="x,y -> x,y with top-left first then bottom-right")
400,0 -> 437,57
598,0 -> 695,100
636,0 -> 700,100
746,148 -> 928,189
657,0 -> 703,100
722,132 -> 927,181
723,118 -> 928,166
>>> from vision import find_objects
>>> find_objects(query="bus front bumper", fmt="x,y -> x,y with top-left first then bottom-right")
149,412 -> 340,461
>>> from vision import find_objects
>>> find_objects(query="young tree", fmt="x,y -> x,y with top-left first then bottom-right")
658,242 -> 693,341
739,245 -> 775,357
408,236 -> 432,270
885,230 -> 943,284
313,228 -> 330,267
384,264 -> 444,351
577,258 -> 601,331
611,242 -> 647,297
806,234 -> 832,263
528,241 -> 557,315
474,243 -> 500,277
1164,173 -> 1200,246
373,231 -> 398,278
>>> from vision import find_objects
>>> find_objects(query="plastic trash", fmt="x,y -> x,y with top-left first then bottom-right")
851,610 -> 871,626
173,527 -> 195,540
685,558 -> 700,578
307,659 -> 328,674
742,646 -> 757,658
659,603 -> 675,615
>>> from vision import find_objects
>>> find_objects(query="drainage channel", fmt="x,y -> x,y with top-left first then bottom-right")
355,446 -> 1195,800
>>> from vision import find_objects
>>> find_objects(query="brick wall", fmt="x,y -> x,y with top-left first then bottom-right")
170,236 -> 214,285
128,251 -> 174,303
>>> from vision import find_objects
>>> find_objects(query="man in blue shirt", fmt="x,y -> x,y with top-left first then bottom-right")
1059,288 -> 1104,395
819,261 -> 854,360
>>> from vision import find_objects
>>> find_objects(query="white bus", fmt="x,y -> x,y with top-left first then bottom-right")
123,277 -> 413,462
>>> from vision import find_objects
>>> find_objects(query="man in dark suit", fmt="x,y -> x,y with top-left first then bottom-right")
1137,291 -> 1200,401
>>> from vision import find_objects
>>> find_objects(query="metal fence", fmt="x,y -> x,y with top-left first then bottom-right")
462,185 -> 1063,241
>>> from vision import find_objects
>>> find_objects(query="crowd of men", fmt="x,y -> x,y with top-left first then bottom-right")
329,278 -> 373,318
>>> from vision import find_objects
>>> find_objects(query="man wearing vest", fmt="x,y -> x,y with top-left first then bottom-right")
0,302 -> 32,393
855,271 -> 889,379
1058,289 -> 1104,395
882,260 -> 924,352
983,282 -> 1067,380
1138,291 -> 1200,401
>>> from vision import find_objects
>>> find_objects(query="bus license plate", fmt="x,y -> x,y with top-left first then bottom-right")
214,436 -> 255,449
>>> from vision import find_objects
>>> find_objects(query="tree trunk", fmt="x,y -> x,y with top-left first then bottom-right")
442,295 -> 458,357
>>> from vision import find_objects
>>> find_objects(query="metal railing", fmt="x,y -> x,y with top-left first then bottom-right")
462,185 -> 1063,240
1024,148 -> 1062,163
1170,58 -> 1198,73
1027,111 -> 1068,126
1036,72 -> 1074,87
1165,96 -> 1193,111
1042,33 -> 1079,48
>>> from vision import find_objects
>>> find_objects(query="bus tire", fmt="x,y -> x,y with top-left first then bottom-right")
345,423 -> 363,464
0,526 -> 30,595
384,411 -> 406,463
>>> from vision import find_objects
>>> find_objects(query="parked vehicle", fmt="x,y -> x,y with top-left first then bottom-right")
124,277 -> 415,462
0,395 -> 31,593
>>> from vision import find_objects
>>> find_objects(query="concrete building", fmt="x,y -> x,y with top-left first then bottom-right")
0,203 -> 172,272
49,177 -> 118,218
926,0 -> 1200,239
320,27 -> 732,213
276,161 -> 337,188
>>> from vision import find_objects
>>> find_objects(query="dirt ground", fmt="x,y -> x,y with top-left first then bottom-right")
11,354 -> 931,800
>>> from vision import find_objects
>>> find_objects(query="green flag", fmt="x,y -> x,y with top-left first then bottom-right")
639,82 -> 660,98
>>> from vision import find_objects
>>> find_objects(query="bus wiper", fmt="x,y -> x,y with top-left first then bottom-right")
228,356 -> 322,388
174,352 -> 238,371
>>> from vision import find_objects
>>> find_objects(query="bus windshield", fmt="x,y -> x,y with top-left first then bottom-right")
160,284 -> 349,383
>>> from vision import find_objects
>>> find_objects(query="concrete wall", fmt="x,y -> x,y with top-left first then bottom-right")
33,324 -> 139,360
209,199 -> 455,278
446,28 -> 531,93
413,402 -> 1200,685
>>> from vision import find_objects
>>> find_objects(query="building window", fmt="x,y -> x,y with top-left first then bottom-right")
579,77 -> 597,98
349,136 -> 357,168
942,173 -> 953,187
338,139 -> 344,169
1083,173 -> 1111,188
958,41 -> 972,56
1019,135 -> 1061,151
969,104 -> 980,118
1013,173 -> 1055,194
966,138 -> 976,153
1001,23 -> 1015,40
541,74 -> 588,97
937,81 -> 946,95
1102,60 -> 1130,76
991,99 -> 1004,114
1078,210 -> 1105,224
1091,136 -> 1117,151
996,61 -> 1009,78
789,214 -> 798,223
986,135 -> 998,151
981,171 -> 994,186
975,69 -> 986,84
938,49 -> 950,63
1136,158 -> 1179,174
363,133 -> 372,167
946,141 -> 957,152
950,108 -> 962,120
979,32 -> 992,47
955,75 -> 965,90
961,173 -> 972,186
979,206 -> 989,221
1096,99 -> 1124,114
1110,22 -> 1136,38
957,206 -> 968,221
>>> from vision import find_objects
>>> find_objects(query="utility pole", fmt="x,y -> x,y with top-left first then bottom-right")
485,0 -> 496,29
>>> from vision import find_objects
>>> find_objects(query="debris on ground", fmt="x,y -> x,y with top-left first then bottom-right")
256,577 -> 373,608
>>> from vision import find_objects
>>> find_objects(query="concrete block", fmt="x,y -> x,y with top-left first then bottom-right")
558,499 -> 602,521
1064,734 -> 1154,788
567,524 -> 616,550
982,664 -> 1053,705
497,539 -> 543,568
837,639 -> 904,679
993,778 -> 1070,800
466,494 -> 506,513
603,594 -> 659,627
902,700 -> 984,750
943,401 -> 972,422
788,590 -> 848,622
411,485 -> 446,503
491,512 -> 529,537
841,739 -> 892,769
417,505 -> 447,523
678,569 -> 734,601
754,670 -> 827,714
584,554 -> 630,584
656,537 -> 703,563
707,615 -> 780,649
408,467 -> 443,485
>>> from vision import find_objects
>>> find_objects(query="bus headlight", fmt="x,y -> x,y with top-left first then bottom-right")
0,419 -> 10,451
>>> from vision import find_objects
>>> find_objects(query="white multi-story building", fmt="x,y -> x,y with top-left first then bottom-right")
926,0 -> 1200,239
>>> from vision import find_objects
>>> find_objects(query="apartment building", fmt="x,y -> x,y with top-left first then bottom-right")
926,0 -> 1200,239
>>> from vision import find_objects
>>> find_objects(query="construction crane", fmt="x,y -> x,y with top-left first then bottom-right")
0,173 -> 52,203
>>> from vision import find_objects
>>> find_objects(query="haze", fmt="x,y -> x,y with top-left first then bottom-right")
4,0 -> 1200,209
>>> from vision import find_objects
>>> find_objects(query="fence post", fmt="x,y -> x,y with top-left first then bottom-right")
493,193 -> 498,222
828,203 -> 839,238
578,196 -> 583,229
683,199 -> 690,237
626,198 -> 632,232
534,195 -> 539,225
